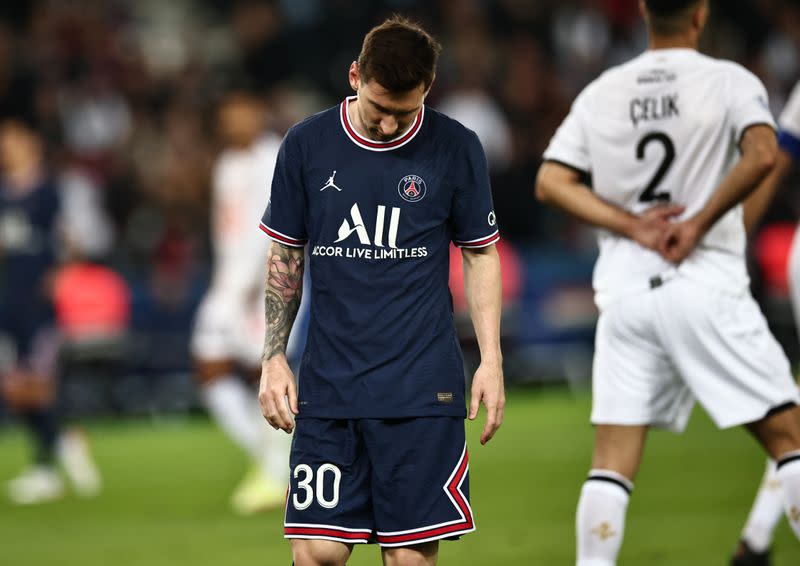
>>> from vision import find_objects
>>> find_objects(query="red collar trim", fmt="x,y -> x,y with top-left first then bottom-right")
340,96 -> 424,152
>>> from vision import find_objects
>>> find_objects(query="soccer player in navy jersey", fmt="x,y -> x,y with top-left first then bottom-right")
258,16 -> 504,566
0,114 -> 100,504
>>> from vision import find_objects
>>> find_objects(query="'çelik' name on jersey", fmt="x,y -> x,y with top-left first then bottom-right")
629,93 -> 679,128
544,48 -> 776,310
261,98 -> 499,419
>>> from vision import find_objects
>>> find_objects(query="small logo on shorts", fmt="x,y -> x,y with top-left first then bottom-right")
398,174 -> 427,203
437,392 -> 454,403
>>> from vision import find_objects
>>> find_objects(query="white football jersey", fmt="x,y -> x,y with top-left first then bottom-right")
210,133 -> 282,293
544,48 -> 775,309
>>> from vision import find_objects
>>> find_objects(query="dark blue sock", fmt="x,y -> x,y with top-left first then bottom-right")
22,406 -> 59,466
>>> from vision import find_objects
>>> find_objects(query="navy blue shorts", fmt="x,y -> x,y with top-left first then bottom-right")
0,300 -> 55,369
284,416 -> 474,547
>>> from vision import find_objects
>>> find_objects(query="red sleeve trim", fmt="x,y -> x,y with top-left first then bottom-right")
454,230 -> 500,249
260,223 -> 307,247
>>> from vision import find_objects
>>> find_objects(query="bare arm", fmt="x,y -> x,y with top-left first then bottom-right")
695,125 -> 777,234
462,244 -> 504,445
535,162 -> 684,250
743,148 -> 794,236
661,125 -> 777,263
259,240 -> 304,433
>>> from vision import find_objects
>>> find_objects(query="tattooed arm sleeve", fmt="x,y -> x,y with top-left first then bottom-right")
263,241 -> 305,361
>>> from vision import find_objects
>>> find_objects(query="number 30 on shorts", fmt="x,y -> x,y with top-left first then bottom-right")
292,463 -> 342,510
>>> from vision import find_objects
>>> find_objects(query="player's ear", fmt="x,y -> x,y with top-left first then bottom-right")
693,1 -> 709,33
638,0 -> 648,23
424,74 -> 436,98
348,61 -> 360,92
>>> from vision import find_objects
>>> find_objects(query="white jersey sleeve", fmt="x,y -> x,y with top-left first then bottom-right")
778,81 -> 800,159
543,89 -> 592,173
728,66 -> 775,143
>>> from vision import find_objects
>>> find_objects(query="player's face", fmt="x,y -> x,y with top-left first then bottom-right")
0,122 -> 40,173
218,97 -> 266,148
351,71 -> 427,142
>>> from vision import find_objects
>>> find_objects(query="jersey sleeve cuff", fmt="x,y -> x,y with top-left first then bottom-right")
778,130 -> 800,160
737,121 -> 777,149
454,230 -> 500,249
259,223 -> 308,247
542,157 -> 590,177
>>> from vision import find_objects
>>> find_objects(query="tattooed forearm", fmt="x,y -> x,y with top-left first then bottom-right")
263,241 -> 304,361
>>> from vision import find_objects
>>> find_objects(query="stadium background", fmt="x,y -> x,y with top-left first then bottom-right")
0,0 -> 799,564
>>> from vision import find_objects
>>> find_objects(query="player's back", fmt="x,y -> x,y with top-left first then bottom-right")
555,48 -> 773,308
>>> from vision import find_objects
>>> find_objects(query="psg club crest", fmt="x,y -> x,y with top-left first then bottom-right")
398,174 -> 427,203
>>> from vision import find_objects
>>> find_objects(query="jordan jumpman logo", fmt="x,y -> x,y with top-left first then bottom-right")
321,170 -> 341,191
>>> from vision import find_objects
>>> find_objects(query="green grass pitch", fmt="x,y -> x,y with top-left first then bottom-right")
0,389 -> 796,565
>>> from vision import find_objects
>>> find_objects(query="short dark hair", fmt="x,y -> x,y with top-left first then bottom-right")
644,0 -> 704,35
357,16 -> 441,93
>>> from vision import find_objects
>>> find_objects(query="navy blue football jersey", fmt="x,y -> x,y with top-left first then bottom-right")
0,177 -> 60,300
261,97 -> 499,419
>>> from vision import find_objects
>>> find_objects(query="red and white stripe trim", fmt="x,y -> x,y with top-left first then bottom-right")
284,482 -> 373,543
260,223 -> 307,247
375,443 -> 474,547
284,523 -> 373,544
454,230 -> 500,249
340,96 -> 424,152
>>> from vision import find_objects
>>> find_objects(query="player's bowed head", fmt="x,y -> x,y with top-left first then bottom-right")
347,15 -> 441,143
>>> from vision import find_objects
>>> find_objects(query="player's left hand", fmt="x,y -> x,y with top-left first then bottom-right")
659,217 -> 703,264
469,361 -> 505,445
629,204 -> 685,251
259,354 -> 299,434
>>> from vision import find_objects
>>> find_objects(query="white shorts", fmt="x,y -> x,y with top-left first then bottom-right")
191,289 -> 265,367
592,276 -> 800,432
788,224 -> 800,334
191,285 -> 309,367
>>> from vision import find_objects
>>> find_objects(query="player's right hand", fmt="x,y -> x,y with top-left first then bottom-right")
658,216 -> 704,264
629,204 -> 685,251
259,354 -> 299,434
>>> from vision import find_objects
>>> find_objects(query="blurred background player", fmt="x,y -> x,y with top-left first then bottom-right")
191,89 -> 305,515
734,81 -> 800,566
0,112 -> 101,504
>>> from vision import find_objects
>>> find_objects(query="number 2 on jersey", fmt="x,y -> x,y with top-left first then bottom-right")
637,132 -> 675,203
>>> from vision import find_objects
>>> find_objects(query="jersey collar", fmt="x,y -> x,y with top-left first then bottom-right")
340,96 -> 424,152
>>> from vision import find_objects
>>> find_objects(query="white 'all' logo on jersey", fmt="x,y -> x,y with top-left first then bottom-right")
335,204 -> 400,248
